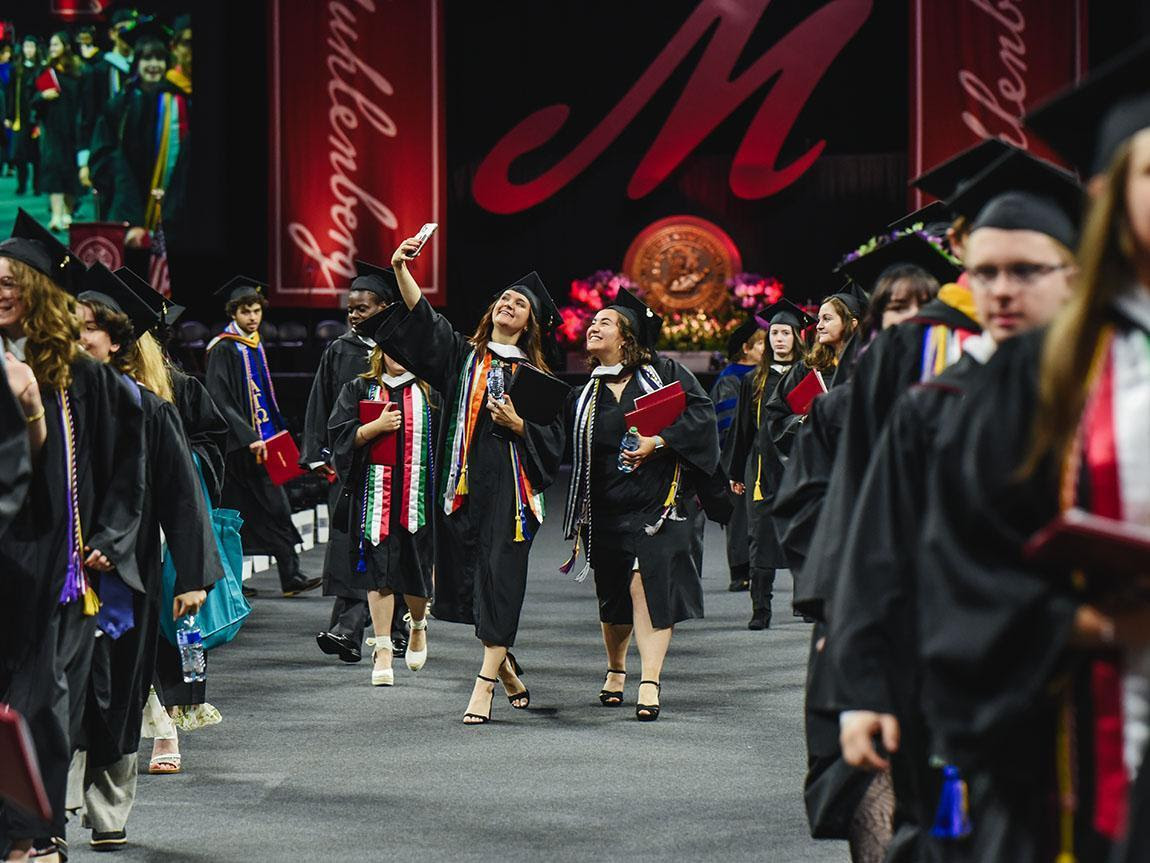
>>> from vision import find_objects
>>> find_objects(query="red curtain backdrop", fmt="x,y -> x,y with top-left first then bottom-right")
269,0 -> 446,308
909,0 -> 1088,207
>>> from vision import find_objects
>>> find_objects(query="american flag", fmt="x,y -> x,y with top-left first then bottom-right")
149,225 -> 171,298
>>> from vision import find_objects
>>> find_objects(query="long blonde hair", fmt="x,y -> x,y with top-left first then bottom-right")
804,296 -> 858,373
1025,137 -> 1139,474
117,332 -> 174,403
7,258 -> 79,390
359,345 -> 431,401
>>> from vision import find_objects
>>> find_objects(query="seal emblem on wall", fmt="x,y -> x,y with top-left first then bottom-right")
622,215 -> 742,314
74,234 -> 124,271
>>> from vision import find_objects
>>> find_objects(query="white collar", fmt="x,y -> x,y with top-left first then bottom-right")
380,371 -> 415,388
961,331 -> 998,364
591,363 -> 625,378
1115,285 -> 1150,334
2,334 -> 27,361
104,51 -> 132,73
354,332 -> 374,348
487,341 -> 527,360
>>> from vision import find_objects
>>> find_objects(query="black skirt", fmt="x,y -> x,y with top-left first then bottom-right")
348,526 -> 433,598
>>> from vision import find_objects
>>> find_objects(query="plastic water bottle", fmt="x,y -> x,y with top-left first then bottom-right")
177,615 -> 206,683
487,360 -> 505,402
618,426 -> 641,473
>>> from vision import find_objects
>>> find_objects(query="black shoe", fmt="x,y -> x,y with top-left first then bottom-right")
502,651 -> 529,709
599,668 -> 626,706
91,829 -> 127,851
727,579 -> 750,592
636,680 -> 661,722
748,610 -> 771,630
316,631 -> 362,663
242,584 -> 258,598
390,633 -> 408,657
281,575 -> 322,597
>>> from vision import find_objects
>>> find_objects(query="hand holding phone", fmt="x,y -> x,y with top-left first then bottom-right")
407,222 -> 438,259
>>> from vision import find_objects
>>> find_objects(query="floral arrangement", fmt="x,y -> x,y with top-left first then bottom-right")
556,270 -> 637,347
838,226 -> 961,271
726,272 -> 785,311
656,311 -> 742,351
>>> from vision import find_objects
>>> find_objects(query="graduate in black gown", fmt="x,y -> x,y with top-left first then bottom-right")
0,351 -> 38,536
304,261 -> 388,664
709,318 -> 764,592
329,341 -> 438,687
5,37 -> 42,197
912,55 -> 1150,863
33,34 -> 82,232
726,300 -> 811,629
0,212 -> 143,861
373,233 -> 565,725
72,265 -> 223,851
563,288 -> 720,721
205,276 -> 319,596
827,155 -> 1081,863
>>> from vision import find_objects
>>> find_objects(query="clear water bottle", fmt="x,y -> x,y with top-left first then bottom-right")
487,359 -> 505,402
618,426 -> 641,473
177,615 -> 206,683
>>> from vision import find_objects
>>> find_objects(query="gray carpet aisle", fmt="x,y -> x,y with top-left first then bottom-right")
71,476 -> 845,862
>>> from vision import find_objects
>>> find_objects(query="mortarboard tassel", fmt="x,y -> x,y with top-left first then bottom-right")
930,764 -> 972,840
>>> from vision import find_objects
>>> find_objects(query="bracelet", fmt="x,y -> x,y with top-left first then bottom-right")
24,405 -> 45,424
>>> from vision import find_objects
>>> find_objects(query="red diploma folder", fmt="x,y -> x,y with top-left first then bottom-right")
263,430 -> 306,486
0,706 -> 52,821
34,68 -> 60,94
785,369 -> 827,416
624,381 -> 686,437
1024,508 -> 1150,580
358,400 -> 397,466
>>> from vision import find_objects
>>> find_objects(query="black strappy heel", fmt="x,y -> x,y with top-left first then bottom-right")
636,680 -> 661,722
503,652 -> 530,709
464,674 -> 497,725
599,668 -> 626,706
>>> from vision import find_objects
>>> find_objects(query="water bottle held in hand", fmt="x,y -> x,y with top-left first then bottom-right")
487,360 -> 505,402
177,615 -> 206,683
618,426 -> 641,473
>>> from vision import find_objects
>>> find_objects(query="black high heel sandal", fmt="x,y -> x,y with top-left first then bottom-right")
502,652 -> 530,709
599,668 -> 626,706
636,680 -> 661,722
464,674 -> 497,725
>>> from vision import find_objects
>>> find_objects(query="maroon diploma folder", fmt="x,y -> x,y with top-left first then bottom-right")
785,369 -> 827,416
1024,507 -> 1150,579
263,430 -> 306,486
624,381 -> 686,437
358,400 -> 397,466
0,706 -> 52,821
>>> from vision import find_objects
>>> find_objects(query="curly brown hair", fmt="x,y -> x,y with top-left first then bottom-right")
585,311 -> 656,370
6,258 -> 79,390
468,295 -> 551,372
225,292 -> 269,318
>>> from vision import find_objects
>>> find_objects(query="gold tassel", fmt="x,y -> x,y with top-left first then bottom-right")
82,586 -> 101,617
752,456 -> 764,501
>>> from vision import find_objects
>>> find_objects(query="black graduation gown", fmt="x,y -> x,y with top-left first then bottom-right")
5,61 -> 39,166
171,369 -> 228,507
205,337 -> 302,557
764,359 -> 825,459
78,53 -> 132,157
726,365 -> 790,572
711,364 -> 753,574
373,298 -> 565,646
84,386 -> 224,767
0,356 -> 143,841
916,328 -> 1124,863
302,332 -> 372,600
329,376 -> 437,598
30,69 -> 81,196
89,81 -> 190,226
0,357 -> 31,538
570,359 -> 720,630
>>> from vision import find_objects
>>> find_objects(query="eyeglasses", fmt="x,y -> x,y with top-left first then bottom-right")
965,262 -> 1070,290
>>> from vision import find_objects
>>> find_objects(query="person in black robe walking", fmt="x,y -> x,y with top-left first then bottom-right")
304,261 -> 395,664
5,37 -> 41,197
726,299 -> 812,629
563,288 -> 719,721
32,33 -> 82,232
329,343 -> 438,687
373,233 -> 565,725
0,350 -> 38,536
205,276 -> 319,597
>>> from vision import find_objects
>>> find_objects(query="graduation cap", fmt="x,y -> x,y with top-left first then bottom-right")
911,139 -> 1016,200
113,266 -> 185,327
0,208 -> 81,291
77,263 -> 161,342
754,297 -> 816,332
499,271 -> 561,334
1026,39 -> 1150,178
836,233 -> 961,296
350,260 -> 399,305
606,286 -> 662,349
827,280 -> 870,320
110,9 -> 140,27
886,201 -> 954,237
214,275 -> 268,307
725,315 -> 766,360
120,17 -> 171,50
947,149 -> 1083,249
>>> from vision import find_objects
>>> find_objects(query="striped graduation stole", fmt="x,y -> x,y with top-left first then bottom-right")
919,323 -> 977,381
144,91 -> 185,230
361,381 -> 431,545
560,364 -> 681,581
442,349 -> 544,542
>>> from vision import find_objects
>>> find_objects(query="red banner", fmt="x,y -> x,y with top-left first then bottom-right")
269,0 -> 446,307
70,222 -> 127,271
909,0 -> 1087,206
